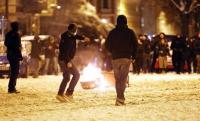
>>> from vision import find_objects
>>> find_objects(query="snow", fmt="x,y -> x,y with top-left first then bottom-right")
0,73 -> 200,121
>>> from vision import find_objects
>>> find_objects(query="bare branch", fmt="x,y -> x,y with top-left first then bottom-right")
189,1 -> 200,13
171,0 -> 182,11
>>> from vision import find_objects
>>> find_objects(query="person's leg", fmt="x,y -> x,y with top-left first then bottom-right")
66,62 -> 80,95
8,59 -> 20,92
150,54 -> 157,72
112,59 -> 121,100
112,58 -> 130,105
187,59 -> 191,73
53,57 -> 58,75
197,55 -> 200,73
33,58 -> 40,78
44,58 -> 50,75
164,56 -> 168,72
158,56 -> 162,73
118,59 -> 130,100
57,61 -> 70,96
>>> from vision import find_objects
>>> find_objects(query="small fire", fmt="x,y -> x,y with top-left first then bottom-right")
80,63 -> 109,90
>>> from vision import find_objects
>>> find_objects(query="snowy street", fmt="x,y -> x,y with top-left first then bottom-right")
0,73 -> 200,121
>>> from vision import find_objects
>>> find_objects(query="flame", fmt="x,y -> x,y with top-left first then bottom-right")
81,63 -> 109,90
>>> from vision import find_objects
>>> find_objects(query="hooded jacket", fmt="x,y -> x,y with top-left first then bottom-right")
105,22 -> 137,60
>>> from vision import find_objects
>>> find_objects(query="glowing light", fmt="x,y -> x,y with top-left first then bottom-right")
118,0 -> 128,16
157,11 -> 175,34
56,6 -> 61,9
81,63 -> 109,90
101,18 -> 108,24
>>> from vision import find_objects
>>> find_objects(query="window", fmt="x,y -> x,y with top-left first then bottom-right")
100,0 -> 112,12
102,0 -> 109,9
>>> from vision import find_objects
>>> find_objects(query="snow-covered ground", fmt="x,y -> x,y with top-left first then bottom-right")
0,73 -> 200,121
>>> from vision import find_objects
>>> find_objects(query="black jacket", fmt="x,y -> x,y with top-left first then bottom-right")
45,41 -> 57,58
58,31 -> 84,62
194,37 -> 200,55
30,40 -> 42,59
105,25 -> 137,60
4,30 -> 22,61
171,37 -> 186,53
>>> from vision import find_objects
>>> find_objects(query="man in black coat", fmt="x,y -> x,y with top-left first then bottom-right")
171,35 -> 186,74
105,15 -> 137,106
56,23 -> 88,102
4,22 -> 22,93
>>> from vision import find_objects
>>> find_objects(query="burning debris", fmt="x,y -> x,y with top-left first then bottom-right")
80,63 -> 109,90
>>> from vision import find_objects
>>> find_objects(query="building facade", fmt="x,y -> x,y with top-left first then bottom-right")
88,0 -> 117,24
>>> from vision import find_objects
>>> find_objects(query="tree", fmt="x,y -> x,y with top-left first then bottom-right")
170,0 -> 200,36
40,0 -> 113,39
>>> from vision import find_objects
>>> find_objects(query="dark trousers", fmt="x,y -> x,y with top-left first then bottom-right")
172,53 -> 184,74
150,54 -> 158,72
8,59 -> 20,92
112,58 -> 130,100
58,61 -> 80,95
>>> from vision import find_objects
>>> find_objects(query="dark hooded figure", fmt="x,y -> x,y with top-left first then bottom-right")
171,34 -> 186,74
105,15 -> 137,106
4,21 -> 23,93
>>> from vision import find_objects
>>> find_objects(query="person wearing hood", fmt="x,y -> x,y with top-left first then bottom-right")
105,15 -> 137,106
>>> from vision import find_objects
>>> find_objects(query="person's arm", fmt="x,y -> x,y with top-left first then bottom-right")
75,34 -> 85,40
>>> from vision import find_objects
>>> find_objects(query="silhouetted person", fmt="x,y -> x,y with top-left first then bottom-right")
143,35 -> 151,73
56,23 -> 88,102
184,37 -> 195,73
171,34 -> 186,74
105,15 -> 137,106
43,36 -> 58,75
135,35 -> 145,74
30,34 -> 42,78
4,22 -> 23,93
150,35 -> 160,73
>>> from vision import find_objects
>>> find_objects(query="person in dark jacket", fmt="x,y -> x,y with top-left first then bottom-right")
43,36 -> 58,75
143,35 -> 151,73
194,32 -> 200,73
56,23 -> 88,102
184,37 -> 196,73
171,34 -> 186,74
105,15 -> 137,106
135,34 -> 145,74
4,22 -> 22,93
150,35 -> 160,73
30,34 -> 42,78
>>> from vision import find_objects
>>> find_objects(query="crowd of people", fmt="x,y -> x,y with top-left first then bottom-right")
29,34 -> 59,78
130,32 -> 200,74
